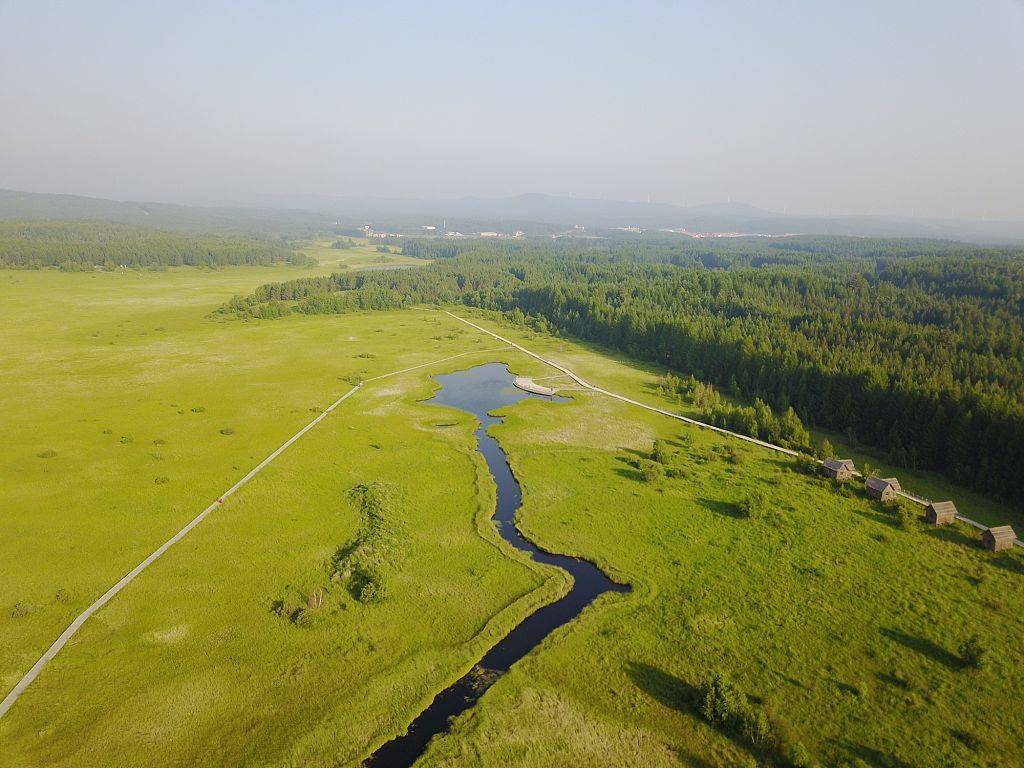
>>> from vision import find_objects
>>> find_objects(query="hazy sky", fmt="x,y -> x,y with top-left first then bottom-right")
2,1 -> 1023,218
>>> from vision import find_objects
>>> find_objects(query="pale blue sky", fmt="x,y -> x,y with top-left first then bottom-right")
2,1 -> 1023,218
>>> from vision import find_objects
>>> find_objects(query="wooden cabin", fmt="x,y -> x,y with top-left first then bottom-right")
821,458 -> 856,481
866,476 -> 901,502
982,525 -> 1017,552
925,501 -> 958,525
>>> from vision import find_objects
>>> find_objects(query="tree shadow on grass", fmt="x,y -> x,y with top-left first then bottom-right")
850,505 -> 901,530
673,750 -> 717,768
875,671 -> 910,690
621,447 -> 651,461
697,496 -> 745,519
880,628 -> 961,670
613,455 -> 643,482
992,552 -> 1024,576
835,739 -> 918,768
626,662 -> 699,713
923,524 -> 982,550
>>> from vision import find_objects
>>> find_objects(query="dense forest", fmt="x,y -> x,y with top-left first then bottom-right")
222,236 -> 1024,507
0,220 -> 311,269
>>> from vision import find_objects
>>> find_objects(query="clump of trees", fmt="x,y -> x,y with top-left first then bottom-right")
697,670 -> 818,767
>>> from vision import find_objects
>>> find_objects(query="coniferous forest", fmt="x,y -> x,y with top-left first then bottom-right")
0,220 -> 308,269
225,236 -> 1024,508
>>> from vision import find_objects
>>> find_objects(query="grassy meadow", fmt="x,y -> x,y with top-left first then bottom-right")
1,273 -> 1022,767
295,238 -> 425,271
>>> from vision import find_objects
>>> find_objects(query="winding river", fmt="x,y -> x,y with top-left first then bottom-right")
364,363 -> 629,767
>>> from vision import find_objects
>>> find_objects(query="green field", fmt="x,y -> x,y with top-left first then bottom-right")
1,267 -> 1022,767
296,238 -> 425,271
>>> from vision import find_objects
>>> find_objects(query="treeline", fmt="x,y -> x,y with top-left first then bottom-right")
222,238 -> 1024,506
0,220 -> 312,270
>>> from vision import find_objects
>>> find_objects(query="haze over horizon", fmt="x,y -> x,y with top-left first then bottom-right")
3,1 -> 1023,220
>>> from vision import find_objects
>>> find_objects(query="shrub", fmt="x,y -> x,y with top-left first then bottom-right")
794,454 -> 818,475
651,439 -> 672,464
896,504 -> 918,530
723,445 -> 744,465
788,742 -> 819,768
958,635 -> 985,670
154,476 -> 170,485
640,460 -> 665,483
355,571 -> 387,603
10,601 -> 33,618
191,406 -> 205,413
36,449 -> 57,459
119,435 -> 133,444
219,427 -> 235,436
737,489 -> 769,519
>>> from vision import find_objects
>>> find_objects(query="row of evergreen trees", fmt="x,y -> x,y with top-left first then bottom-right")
0,220 -> 309,269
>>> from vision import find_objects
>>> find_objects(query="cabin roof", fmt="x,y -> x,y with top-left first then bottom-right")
927,500 -> 958,516
824,458 -> 855,471
866,476 -> 899,492
985,525 -> 1017,541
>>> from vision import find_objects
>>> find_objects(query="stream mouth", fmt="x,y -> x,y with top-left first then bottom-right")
363,363 -> 629,767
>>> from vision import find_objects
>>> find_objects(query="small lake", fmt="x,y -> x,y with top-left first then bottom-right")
364,362 -> 629,767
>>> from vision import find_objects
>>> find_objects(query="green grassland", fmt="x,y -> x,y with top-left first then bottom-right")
296,238 -> 425,271
1,273 -> 1022,767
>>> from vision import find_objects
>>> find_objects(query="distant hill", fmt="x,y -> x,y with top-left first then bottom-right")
0,189 -> 334,236
3,188 -> 1024,244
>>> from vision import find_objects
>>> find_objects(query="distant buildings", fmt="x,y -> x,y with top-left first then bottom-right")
361,225 -> 403,239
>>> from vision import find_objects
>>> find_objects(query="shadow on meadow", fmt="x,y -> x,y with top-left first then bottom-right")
880,628 -> 961,670
835,739 -> 918,768
697,496 -> 747,520
612,454 -> 644,482
849,504 -> 902,530
993,552 -> 1024,576
923,524 -> 982,551
626,662 -> 700,714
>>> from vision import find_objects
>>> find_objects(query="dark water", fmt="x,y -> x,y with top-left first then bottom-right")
364,363 -> 629,767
